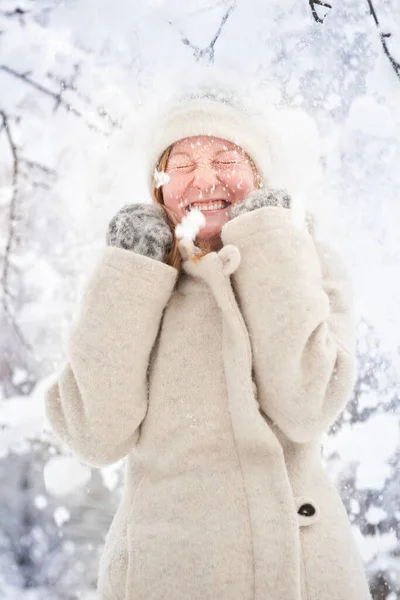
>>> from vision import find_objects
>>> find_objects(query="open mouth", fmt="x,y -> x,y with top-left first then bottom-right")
185,200 -> 231,214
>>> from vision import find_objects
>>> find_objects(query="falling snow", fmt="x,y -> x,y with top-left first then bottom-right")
1,0 -> 400,597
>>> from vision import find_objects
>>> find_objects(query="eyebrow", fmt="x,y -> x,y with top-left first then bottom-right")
168,152 -> 192,159
215,147 -> 242,155
170,147 -> 240,159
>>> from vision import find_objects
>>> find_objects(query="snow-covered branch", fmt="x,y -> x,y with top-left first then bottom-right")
366,0 -> 400,81
0,65 -> 109,133
46,67 -> 118,130
177,2 -> 236,63
0,110 -> 32,351
308,0 -> 332,24
0,6 -> 29,24
0,109 -> 57,351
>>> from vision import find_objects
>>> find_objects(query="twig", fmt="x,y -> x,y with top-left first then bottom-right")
0,65 -> 109,134
46,65 -> 118,129
0,7 -> 28,25
366,0 -> 400,80
175,2 -> 236,63
308,0 -> 332,24
0,110 -> 34,352
20,157 -> 56,177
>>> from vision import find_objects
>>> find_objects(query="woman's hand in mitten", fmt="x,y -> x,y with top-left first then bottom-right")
230,187 -> 317,237
230,188 -> 291,220
106,203 -> 173,263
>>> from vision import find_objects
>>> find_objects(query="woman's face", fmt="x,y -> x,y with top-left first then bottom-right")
160,135 -> 257,241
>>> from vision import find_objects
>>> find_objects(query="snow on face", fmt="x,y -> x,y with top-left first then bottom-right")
175,206 -> 206,243
160,135 -> 256,241
153,168 -> 170,188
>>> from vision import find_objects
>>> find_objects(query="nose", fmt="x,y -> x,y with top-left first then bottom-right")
191,165 -> 219,192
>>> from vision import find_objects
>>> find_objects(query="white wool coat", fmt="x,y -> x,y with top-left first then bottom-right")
45,206 -> 373,600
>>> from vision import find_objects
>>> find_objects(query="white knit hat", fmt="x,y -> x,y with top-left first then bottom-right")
146,97 -> 273,194
93,91 -> 325,227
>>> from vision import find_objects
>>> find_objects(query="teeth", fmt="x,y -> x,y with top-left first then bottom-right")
190,202 -> 226,212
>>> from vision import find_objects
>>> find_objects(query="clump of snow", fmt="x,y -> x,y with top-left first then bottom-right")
289,192 -> 307,232
0,377 -> 48,457
323,412 -> 399,491
34,495 -> 48,510
43,455 -> 92,498
352,524 -> 397,563
175,207 -> 206,242
54,506 -> 71,527
100,463 -> 122,491
347,95 -> 395,139
153,168 -> 170,188
365,506 -> 387,526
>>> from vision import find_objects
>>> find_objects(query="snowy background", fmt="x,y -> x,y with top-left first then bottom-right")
0,0 -> 400,598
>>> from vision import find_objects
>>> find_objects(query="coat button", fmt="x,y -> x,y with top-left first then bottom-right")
298,503 -> 316,517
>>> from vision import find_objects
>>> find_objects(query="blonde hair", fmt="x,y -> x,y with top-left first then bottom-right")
151,144 -> 262,273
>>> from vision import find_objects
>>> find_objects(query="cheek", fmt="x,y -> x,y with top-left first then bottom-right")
220,168 -> 255,201
162,179 -> 185,208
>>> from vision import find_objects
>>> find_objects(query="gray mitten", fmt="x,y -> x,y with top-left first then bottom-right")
106,203 -> 173,263
230,188 -> 291,220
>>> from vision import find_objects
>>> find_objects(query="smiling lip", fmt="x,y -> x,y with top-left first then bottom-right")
186,199 -> 231,211
189,198 -> 229,204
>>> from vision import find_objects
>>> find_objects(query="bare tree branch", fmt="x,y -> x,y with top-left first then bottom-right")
174,2 -> 236,63
0,7 -> 29,25
366,0 -> 400,80
308,0 -> 332,24
0,65 -> 110,134
19,158 -> 56,177
0,110 -> 34,352
0,33 -> 118,357
19,157 -> 57,190
46,64 -> 118,129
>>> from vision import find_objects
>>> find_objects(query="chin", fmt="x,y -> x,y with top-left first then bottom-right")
195,228 -> 222,240
195,220 -> 225,240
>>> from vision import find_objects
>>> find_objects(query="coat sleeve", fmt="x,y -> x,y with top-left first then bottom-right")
45,246 -> 178,467
221,206 -> 357,444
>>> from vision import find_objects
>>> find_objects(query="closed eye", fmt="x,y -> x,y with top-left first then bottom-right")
169,164 -> 194,170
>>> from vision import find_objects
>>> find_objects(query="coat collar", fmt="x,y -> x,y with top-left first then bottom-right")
176,208 -> 316,289
178,239 -> 241,280
177,239 -> 242,313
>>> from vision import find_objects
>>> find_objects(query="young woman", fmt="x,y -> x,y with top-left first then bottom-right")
45,96 -> 372,599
